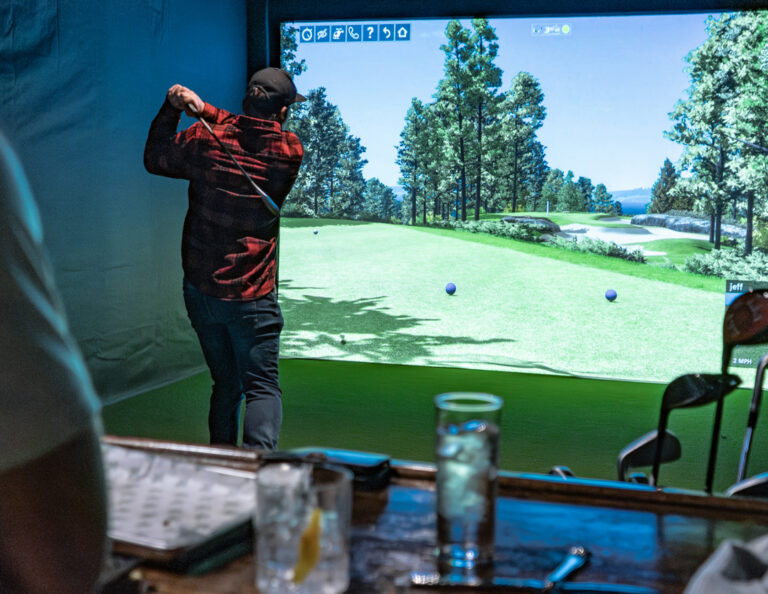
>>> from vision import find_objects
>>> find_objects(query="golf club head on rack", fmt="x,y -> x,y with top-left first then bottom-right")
652,373 -> 741,488
722,290 -> 768,370
731,351 -> 768,491
617,429 -> 681,484
727,472 -> 768,498
706,290 -> 768,494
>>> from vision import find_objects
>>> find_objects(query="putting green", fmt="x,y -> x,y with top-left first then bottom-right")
279,221 -> 726,384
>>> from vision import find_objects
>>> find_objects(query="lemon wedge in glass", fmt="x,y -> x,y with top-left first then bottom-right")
292,507 -> 322,584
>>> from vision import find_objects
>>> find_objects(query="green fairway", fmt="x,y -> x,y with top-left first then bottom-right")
480,211 -> 636,228
632,237 -> 715,266
278,219 -> 728,384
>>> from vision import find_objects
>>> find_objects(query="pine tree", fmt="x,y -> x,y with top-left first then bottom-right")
465,18 -> 503,220
577,176 -> 594,213
524,141 -> 549,212
556,171 -> 582,212
647,159 -> 679,213
362,178 -> 399,221
286,88 -> 364,217
594,184 -> 615,214
665,14 -> 741,248
541,169 -> 564,213
497,71 -> 547,213
397,99 -> 428,224
438,20 -> 473,221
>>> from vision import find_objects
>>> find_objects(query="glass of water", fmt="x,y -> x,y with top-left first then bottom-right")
254,461 -> 352,594
435,392 -> 503,572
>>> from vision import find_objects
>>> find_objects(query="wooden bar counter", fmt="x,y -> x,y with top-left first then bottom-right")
103,436 -> 768,593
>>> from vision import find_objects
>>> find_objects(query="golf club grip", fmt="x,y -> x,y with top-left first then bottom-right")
722,343 -> 733,376
544,546 -> 589,589
186,103 -> 280,217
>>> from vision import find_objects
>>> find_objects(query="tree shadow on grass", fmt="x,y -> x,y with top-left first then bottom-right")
278,278 -> 575,376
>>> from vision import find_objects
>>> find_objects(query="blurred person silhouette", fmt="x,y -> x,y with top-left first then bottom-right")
144,68 -> 304,450
0,131 -> 107,592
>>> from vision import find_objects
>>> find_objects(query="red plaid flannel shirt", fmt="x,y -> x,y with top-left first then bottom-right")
144,100 -> 303,300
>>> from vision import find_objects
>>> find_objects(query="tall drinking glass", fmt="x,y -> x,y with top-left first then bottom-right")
254,462 -> 352,594
435,392 -> 503,571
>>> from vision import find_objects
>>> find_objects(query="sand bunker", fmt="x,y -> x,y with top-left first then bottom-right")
556,223 -> 709,256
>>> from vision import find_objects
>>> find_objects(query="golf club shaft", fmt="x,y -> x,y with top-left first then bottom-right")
737,352 -> 768,482
708,342 -> 735,494
651,414 -> 669,487
186,104 -> 280,216
705,398 -> 724,494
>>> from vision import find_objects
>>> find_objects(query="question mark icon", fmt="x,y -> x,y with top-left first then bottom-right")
367,25 -> 375,39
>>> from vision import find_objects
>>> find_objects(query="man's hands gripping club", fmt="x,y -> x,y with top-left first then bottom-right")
166,84 -> 204,118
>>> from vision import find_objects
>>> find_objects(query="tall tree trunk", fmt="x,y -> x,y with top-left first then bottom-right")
423,198 -> 427,224
455,184 -> 460,220
458,113 -> 467,222
713,148 -> 725,250
746,191 -> 754,256
475,101 -> 482,221
714,204 -> 722,250
709,212 -> 715,243
511,147 -> 519,212
410,186 -> 417,225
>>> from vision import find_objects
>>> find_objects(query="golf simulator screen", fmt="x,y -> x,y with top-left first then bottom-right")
277,10 -> 768,385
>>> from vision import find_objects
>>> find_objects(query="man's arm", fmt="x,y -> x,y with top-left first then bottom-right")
0,428 -> 107,594
144,84 -> 237,180
143,84 -> 207,179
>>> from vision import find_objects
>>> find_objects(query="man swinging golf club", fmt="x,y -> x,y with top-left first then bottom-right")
144,68 -> 305,450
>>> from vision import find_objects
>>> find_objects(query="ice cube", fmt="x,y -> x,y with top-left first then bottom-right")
256,463 -> 312,524
257,463 -> 311,489
440,460 -> 486,521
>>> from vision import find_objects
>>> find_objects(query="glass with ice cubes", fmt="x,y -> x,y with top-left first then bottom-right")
435,392 -> 503,570
254,462 -> 352,594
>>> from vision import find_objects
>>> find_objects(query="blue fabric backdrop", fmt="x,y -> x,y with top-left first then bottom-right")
1,0 -> 248,402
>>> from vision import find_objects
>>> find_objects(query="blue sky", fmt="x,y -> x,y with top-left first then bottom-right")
289,14 -> 715,193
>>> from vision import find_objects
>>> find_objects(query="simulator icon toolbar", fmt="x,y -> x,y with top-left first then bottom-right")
299,23 -> 410,43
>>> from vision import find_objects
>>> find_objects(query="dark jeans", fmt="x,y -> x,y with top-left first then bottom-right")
183,278 -> 284,450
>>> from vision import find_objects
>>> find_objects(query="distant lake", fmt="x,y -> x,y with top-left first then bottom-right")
611,188 -> 651,215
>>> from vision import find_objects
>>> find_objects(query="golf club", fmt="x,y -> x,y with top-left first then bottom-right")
727,471 -> 768,498
617,430 -> 681,483
653,373 -> 741,488
706,290 -> 768,494
186,103 -> 280,217
736,350 -> 768,483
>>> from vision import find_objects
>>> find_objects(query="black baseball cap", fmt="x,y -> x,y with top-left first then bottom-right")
247,67 -> 306,109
